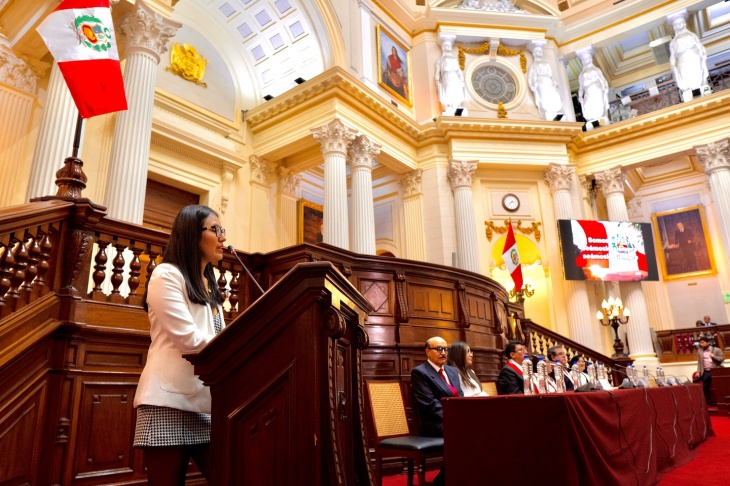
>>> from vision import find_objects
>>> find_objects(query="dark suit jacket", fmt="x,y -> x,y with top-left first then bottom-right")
411,362 -> 463,437
497,365 -> 523,395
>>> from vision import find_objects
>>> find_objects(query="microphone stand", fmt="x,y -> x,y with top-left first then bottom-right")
226,245 -> 264,294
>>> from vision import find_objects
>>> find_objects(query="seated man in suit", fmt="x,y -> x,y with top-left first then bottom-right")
497,340 -> 527,395
547,345 -> 575,391
411,336 -> 463,486
703,315 -> 718,326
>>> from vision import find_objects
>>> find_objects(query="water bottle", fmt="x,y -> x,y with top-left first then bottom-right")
522,355 -> 533,395
536,357 -> 547,394
554,361 -> 566,393
642,366 -> 649,380
586,361 -> 596,387
570,364 -> 581,388
597,361 -> 605,381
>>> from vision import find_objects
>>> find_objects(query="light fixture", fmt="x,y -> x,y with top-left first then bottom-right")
509,283 -> 535,304
597,297 -> 630,357
263,94 -> 274,101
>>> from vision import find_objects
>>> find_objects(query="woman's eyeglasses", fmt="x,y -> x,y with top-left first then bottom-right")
201,225 -> 226,238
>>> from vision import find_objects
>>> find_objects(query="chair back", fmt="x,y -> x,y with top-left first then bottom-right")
366,381 -> 410,440
481,381 -> 498,396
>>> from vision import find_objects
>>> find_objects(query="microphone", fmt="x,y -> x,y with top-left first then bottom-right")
226,245 -> 265,294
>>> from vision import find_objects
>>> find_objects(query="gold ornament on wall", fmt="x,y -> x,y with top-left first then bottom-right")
485,220 -> 542,242
458,42 -> 527,73
497,102 -> 507,118
166,43 -> 208,87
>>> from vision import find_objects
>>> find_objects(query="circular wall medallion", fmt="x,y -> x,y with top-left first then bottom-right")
471,64 -> 517,105
502,193 -> 520,212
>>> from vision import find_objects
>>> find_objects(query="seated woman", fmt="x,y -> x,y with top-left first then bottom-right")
569,355 -> 590,388
448,341 -> 488,396
696,320 -> 705,327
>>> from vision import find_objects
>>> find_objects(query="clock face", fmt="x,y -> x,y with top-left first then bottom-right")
502,194 -> 520,212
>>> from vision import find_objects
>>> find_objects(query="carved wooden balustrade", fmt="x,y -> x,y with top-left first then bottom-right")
520,318 -> 631,386
656,324 -> 730,363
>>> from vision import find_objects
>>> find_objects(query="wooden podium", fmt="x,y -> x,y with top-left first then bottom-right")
710,367 -> 730,414
186,262 -> 375,485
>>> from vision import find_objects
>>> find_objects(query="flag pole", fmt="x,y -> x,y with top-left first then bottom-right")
71,114 -> 83,158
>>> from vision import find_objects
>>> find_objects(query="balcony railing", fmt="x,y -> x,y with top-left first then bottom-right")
656,324 -> 730,363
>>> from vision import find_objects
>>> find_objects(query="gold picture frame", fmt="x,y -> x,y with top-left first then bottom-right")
651,205 -> 716,280
376,25 -> 412,107
298,199 -> 323,244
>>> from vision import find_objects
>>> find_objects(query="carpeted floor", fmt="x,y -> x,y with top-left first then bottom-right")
381,416 -> 730,486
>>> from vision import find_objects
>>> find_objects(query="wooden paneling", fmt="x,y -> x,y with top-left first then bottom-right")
143,179 -> 199,233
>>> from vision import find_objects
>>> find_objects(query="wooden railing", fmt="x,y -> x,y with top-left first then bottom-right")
519,318 -> 631,386
656,324 -> 730,363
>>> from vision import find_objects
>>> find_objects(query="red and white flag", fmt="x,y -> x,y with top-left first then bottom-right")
502,221 -> 523,292
36,0 -> 127,118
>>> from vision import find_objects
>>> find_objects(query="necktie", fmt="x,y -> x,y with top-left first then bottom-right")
438,368 -> 459,397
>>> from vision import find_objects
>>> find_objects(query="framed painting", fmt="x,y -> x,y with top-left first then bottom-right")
376,25 -> 412,107
651,205 -> 716,280
298,199 -> 323,244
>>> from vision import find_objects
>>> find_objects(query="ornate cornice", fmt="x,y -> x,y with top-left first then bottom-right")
121,0 -> 181,60
400,169 -> 423,197
544,163 -> 575,193
348,135 -> 381,170
447,160 -> 477,190
695,138 -> 730,175
311,118 -> 357,156
594,167 -> 625,197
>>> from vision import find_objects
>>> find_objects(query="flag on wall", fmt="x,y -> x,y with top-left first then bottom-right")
36,0 -> 127,118
502,221 -> 523,292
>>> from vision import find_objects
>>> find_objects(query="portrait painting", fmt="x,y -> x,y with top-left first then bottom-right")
376,25 -> 412,107
298,199 -> 323,244
651,205 -> 716,280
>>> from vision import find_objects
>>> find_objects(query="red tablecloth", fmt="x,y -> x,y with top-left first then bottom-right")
443,384 -> 713,486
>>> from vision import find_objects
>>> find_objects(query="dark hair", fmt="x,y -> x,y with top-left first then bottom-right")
547,345 -> 564,361
699,336 -> 710,343
504,340 -> 523,359
696,320 -> 705,327
569,355 -> 586,368
144,205 -> 225,311
448,341 -> 481,390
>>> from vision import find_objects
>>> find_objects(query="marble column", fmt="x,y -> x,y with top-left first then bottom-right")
0,46 -> 39,206
400,170 -> 426,261
277,167 -> 300,248
349,135 -> 381,255
311,119 -> 357,250
595,167 -> 657,362
448,160 -> 480,273
695,139 -> 730,271
104,0 -> 180,223
26,61 -> 76,200
249,155 -> 273,252
545,164 -> 595,349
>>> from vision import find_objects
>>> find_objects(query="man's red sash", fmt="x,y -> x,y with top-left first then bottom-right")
506,361 -> 523,376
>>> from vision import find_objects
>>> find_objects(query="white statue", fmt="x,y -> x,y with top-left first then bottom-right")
669,16 -> 709,94
435,35 -> 466,113
577,50 -> 609,121
527,43 -> 564,121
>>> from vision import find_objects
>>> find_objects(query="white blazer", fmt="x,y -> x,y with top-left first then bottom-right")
133,263 -> 224,413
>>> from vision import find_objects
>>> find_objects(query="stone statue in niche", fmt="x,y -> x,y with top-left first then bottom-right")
577,50 -> 609,122
669,15 -> 709,96
435,35 -> 466,114
527,43 -> 564,121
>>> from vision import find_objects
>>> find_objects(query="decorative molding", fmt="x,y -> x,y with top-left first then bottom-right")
447,160 -> 477,190
311,118 -> 357,156
348,135 -> 381,170
249,155 -> 273,185
0,49 -> 39,94
484,220 -> 542,243
627,197 -> 643,220
120,0 -> 181,60
220,164 -> 237,214
544,163 -> 575,193
594,167 -> 625,197
278,167 -> 300,197
456,0 -> 526,14
399,169 -> 423,197
695,138 -> 730,175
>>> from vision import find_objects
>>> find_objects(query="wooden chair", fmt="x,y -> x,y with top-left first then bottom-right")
366,380 -> 443,486
481,381 -> 498,396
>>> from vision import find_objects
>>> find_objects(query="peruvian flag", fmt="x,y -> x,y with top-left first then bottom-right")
502,221 -> 523,292
36,0 -> 127,118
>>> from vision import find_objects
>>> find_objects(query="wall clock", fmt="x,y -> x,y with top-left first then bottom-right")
502,193 -> 520,212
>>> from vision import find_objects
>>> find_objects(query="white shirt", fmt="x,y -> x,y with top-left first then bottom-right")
427,359 -> 453,385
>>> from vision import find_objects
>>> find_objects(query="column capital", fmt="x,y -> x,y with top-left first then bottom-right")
121,0 -> 181,61
0,47 -> 40,94
311,118 -> 357,156
447,160 -> 477,191
249,155 -> 273,185
400,169 -> 423,197
695,138 -> 730,175
594,167 -> 625,197
348,135 -> 381,170
544,163 -> 575,193
278,167 -> 300,197
627,197 -> 643,220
